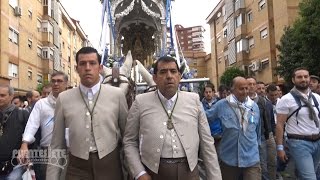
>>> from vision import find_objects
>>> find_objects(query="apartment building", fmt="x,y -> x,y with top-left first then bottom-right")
0,0 -> 88,94
206,0 -> 300,87
175,25 -> 205,52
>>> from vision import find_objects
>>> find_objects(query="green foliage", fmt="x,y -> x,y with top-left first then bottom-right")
220,67 -> 245,87
36,80 -> 49,93
277,0 -> 320,82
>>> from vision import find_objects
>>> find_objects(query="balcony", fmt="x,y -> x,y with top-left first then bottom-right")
235,24 -> 247,38
192,37 -> 204,43
235,0 -> 245,12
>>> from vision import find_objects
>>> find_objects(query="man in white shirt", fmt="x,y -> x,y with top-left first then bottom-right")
19,71 -> 68,180
276,67 -> 320,180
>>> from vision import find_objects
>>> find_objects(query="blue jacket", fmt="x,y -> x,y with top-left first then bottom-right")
206,99 -> 261,167
201,98 -> 222,137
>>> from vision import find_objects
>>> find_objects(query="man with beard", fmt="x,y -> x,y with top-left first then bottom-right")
257,81 -> 266,97
276,67 -> 320,179
201,83 -> 222,147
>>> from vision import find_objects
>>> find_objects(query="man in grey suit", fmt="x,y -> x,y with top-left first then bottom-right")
46,47 -> 128,180
123,56 -> 222,180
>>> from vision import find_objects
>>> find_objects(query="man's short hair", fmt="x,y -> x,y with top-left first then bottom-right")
26,91 -> 33,99
310,75 -> 320,82
204,83 -> 215,92
0,84 -> 14,95
42,84 -> 51,89
257,81 -> 265,85
218,84 -> 229,92
292,67 -> 309,78
153,56 -> 179,75
51,71 -> 68,82
12,96 -> 22,102
76,47 -> 101,64
266,84 -> 278,93
246,77 -> 257,82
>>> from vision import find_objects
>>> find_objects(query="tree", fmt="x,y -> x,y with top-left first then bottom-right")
220,67 -> 245,87
277,0 -> 320,82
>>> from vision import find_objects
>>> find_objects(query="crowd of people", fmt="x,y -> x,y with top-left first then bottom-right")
202,68 -> 320,180
0,46 -> 319,180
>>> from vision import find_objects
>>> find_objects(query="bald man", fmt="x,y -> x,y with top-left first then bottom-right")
205,77 -> 261,180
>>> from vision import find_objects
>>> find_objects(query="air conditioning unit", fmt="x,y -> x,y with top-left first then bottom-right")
217,12 -> 221,18
14,6 -> 22,16
249,61 -> 261,72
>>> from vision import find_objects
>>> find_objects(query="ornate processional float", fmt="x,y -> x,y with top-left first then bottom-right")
99,0 -> 209,98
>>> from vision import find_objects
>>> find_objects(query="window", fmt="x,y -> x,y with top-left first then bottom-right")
43,0 -> 48,6
28,39 -> 33,48
42,48 -> 48,59
249,37 -> 255,48
37,74 -> 43,84
8,63 -> 18,78
28,10 -> 32,19
37,46 -> 42,56
37,19 -> 42,31
223,28 -> 227,38
247,11 -> 253,22
68,30 -> 71,44
68,47 -> 71,62
235,14 -> 242,28
218,57 -> 222,64
259,0 -> 266,10
224,55 -> 228,61
28,70 -> 32,80
260,28 -> 268,39
9,28 -> 19,44
41,21 -> 53,33
236,40 -> 243,53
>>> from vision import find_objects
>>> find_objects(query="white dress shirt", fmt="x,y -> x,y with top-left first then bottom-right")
23,93 -> 57,147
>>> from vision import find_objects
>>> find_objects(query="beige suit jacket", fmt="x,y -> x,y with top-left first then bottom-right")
46,84 -> 128,180
123,91 -> 222,180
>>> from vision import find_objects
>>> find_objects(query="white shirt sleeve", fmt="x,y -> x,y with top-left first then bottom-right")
276,95 -> 290,115
22,101 -> 42,144
135,171 -> 147,180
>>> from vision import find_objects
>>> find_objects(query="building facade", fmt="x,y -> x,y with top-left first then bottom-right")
0,0 -> 89,94
206,0 -> 300,88
175,25 -> 205,52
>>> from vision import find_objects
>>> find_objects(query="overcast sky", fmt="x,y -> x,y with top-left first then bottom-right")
60,0 -> 219,52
